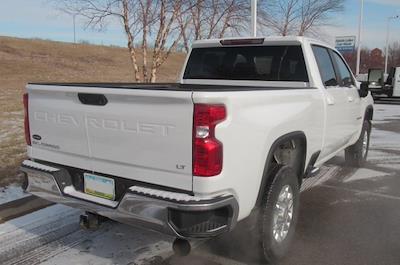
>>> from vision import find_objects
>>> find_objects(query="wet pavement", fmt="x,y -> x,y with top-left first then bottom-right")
1,103 -> 399,265
162,169 -> 400,265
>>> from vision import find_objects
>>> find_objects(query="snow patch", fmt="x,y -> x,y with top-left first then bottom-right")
0,204 -> 79,237
0,185 -> 29,205
373,104 -> 400,122
370,128 -> 400,149
344,168 -> 388,183
375,162 -> 400,171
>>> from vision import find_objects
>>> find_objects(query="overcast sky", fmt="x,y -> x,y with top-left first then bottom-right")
0,0 -> 399,50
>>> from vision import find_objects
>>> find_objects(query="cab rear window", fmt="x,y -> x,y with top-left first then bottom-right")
183,45 -> 309,82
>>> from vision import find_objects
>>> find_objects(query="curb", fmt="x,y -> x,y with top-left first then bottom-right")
0,195 -> 54,224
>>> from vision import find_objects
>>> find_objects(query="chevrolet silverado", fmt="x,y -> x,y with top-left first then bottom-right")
20,36 -> 374,262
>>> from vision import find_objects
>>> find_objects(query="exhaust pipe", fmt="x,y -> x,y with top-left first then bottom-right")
172,238 -> 191,256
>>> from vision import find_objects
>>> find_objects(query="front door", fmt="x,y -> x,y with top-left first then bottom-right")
330,50 -> 362,140
312,45 -> 351,159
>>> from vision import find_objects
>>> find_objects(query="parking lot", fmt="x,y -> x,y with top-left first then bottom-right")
1,102 -> 400,265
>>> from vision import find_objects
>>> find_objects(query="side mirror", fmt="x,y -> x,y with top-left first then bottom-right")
359,82 -> 369,98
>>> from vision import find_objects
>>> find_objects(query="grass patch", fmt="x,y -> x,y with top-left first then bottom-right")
0,36 -> 185,186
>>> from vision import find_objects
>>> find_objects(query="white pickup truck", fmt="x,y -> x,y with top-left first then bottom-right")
20,37 -> 373,262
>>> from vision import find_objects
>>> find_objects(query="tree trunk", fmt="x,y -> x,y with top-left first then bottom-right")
177,12 -> 190,53
122,0 -> 140,82
150,64 -> 158,83
142,32 -> 148,82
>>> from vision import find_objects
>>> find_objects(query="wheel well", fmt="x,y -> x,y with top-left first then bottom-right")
365,106 -> 373,121
255,132 -> 307,206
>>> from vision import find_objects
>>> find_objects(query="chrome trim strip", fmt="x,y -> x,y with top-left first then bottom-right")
22,160 -> 58,172
63,186 -> 119,208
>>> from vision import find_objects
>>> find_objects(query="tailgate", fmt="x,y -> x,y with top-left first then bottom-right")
27,84 -> 194,191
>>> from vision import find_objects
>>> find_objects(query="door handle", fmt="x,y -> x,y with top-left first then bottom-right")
78,93 -> 108,106
348,96 -> 354,102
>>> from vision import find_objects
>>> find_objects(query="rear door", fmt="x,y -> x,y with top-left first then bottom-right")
27,85 -> 194,191
312,46 -> 350,158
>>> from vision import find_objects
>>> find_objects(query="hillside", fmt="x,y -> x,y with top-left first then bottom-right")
0,36 -> 186,185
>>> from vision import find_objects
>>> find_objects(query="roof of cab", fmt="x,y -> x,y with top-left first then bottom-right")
191,36 -> 334,50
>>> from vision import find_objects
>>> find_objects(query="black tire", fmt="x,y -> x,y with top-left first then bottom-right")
256,166 -> 300,263
345,120 -> 371,167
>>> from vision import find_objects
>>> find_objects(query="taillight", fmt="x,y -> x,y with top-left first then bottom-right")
193,104 -> 226,177
23,93 -> 31,146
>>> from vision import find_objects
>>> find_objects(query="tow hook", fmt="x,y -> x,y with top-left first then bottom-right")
79,212 -> 108,230
172,238 -> 191,256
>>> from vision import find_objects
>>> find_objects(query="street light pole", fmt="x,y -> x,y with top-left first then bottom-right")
356,0 -> 364,76
251,0 -> 257,37
385,15 -> 399,75
73,14 -> 76,44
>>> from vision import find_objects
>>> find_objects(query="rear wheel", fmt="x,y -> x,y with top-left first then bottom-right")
255,166 -> 300,263
345,120 -> 371,167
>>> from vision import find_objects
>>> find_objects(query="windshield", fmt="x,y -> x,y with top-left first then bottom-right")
183,45 -> 309,82
368,69 -> 383,82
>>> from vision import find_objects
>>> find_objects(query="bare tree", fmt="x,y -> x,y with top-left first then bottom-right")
148,0 -> 183,82
259,0 -> 344,36
138,0 -> 152,81
298,0 -> 344,36
342,47 -> 389,74
55,0 -> 250,80
260,0 -> 299,36
177,0 -> 248,52
122,0 -> 141,82
56,0 -> 185,82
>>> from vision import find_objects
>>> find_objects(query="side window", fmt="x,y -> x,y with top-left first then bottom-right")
331,51 -> 354,87
312,46 -> 338,87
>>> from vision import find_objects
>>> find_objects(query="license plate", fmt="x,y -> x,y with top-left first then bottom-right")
84,173 -> 115,200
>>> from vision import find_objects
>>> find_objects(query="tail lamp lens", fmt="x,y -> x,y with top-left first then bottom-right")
193,104 -> 226,177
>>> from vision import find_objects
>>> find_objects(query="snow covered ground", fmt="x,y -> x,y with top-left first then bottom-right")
0,110 -> 25,186
369,105 -> 400,170
0,204 -> 173,265
371,104 -> 400,123
0,185 -> 28,205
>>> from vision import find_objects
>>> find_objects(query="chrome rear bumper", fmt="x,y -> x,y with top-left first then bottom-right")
20,160 -> 238,238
